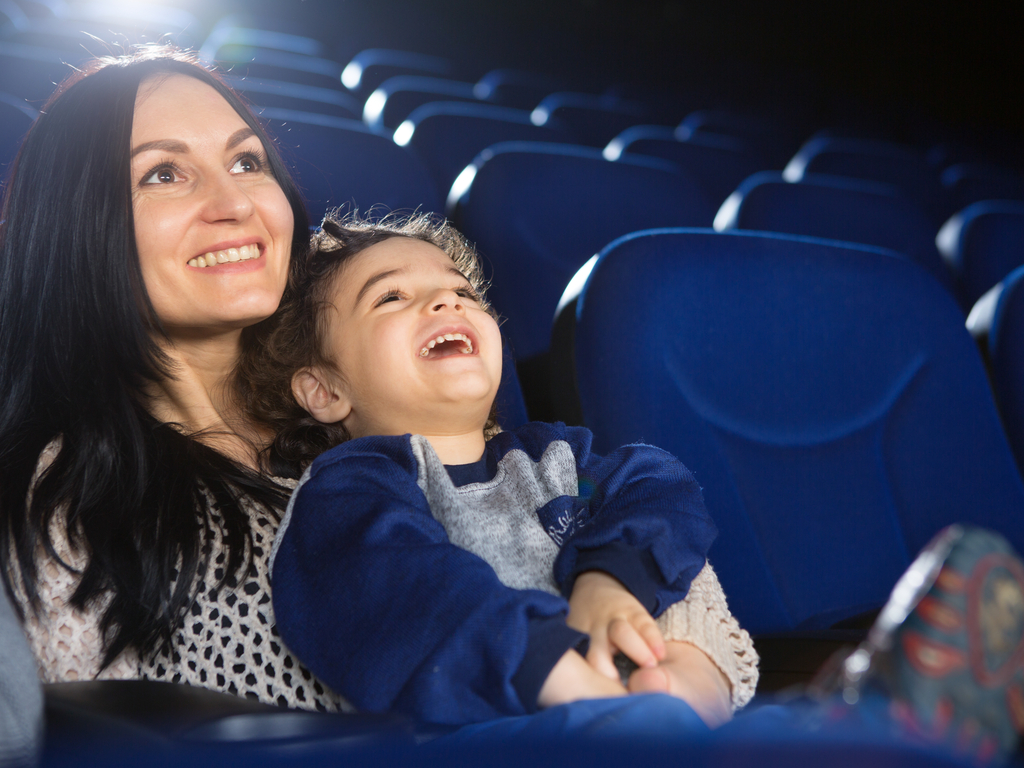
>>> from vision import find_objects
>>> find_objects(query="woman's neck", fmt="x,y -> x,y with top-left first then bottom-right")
145,331 -> 266,468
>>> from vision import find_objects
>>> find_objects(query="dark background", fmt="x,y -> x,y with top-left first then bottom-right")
232,0 -> 1023,146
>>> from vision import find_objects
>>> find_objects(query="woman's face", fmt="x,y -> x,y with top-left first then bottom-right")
130,74 -> 294,341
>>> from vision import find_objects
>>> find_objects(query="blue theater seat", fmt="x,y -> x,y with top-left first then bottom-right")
530,92 -> 652,147
940,162 -> 1024,220
0,91 -> 36,173
396,101 -> 573,199
362,75 -> 479,132
472,68 -> 564,111
555,228 -> 1024,635
604,125 -> 763,206
262,109 -> 442,221
784,137 -> 944,223
224,74 -> 361,119
986,265 -> 1024,478
447,141 -> 715,365
340,48 -> 454,99
936,200 -> 1024,310
0,42 -> 74,102
714,171 -> 953,291
677,109 -> 801,170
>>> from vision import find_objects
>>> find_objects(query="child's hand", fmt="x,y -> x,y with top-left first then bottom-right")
536,648 -> 628,708
628,641 -> 733,728
566,570 -> 666,681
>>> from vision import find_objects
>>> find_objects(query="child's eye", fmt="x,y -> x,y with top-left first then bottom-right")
373,289 -> 404,307
140,164 -> 181,185
230,152 -> 265,174
456,287 -> 481,303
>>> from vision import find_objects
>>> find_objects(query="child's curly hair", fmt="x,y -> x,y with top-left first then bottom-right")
239,209 -> 500,475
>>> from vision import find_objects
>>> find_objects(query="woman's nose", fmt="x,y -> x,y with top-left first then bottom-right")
200,173 -> 256,223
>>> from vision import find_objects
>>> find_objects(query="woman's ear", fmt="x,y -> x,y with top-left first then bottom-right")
291,367 -> 352,424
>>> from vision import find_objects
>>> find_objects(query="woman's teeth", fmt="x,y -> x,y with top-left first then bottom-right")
420,333 -> 474,357
188,243 -> 260,268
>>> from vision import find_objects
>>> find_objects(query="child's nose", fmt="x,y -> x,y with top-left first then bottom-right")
430,289 -> 464,312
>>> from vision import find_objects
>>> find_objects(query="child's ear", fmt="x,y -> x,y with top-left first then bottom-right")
291,367 -> 352,424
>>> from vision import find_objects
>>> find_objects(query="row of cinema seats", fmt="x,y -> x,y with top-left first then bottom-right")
2,0 -> 1024,759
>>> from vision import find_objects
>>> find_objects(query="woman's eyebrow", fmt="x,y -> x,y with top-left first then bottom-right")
226,127 -> 256,149
131,138 -> 187,158
131,128 -> 256,159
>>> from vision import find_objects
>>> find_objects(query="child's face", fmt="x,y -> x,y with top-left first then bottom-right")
315,237 -> 503,439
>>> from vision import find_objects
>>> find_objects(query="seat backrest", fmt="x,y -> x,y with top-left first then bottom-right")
399,102 -> 573,198
0,42 -> 74,102
0,92 -> 36,173
224,75 -> 361,118
532,92 -> 651,147
989,265 -> 1024,479
785,137 -> 943,223
473,69 -> 563,111
940,163 -> 1024,221
264,110 -> 442,221
677,109 -> 800,170
340,48 -> 453,98
567,228 -> 1024,634
715,171 -> 954,290
605,126 -> 763,208
936,201 -> 1024,309
362,75 -> 477,131
448,141 -> 715,361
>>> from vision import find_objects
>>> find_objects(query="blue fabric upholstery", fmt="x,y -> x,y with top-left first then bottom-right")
0,42 -> 75,101
224,75 -> 361,118
363,75 -> 478,131
784,137 -> 944,223
677,110 -> 801,170
936,201 -> 1024,309
448,142 -> 715,360
531,92 -> 651,147
473,69 -> 563,111
715,171 -> 954,290
604,126 -> 763,207
990,266 -> 1024,479
263,110 -> 442,221
340,48 -> 454,97
939,163 -> 1024,221
0,92 -> 36,173
569,228 -> 1024,635
399,102 -> 573,198
495,342 -> 529,431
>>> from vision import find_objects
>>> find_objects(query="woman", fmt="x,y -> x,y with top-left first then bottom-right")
0,46 -> 345,711
0,45 -> 756,723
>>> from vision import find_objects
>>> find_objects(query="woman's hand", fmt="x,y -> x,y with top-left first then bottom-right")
536,648 -> 628,708
566,570 -> 666,681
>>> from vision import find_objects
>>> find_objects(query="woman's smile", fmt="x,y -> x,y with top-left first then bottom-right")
130,74 -> 293,337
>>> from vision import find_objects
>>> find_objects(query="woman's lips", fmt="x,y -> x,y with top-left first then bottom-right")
188,242 -> 261,268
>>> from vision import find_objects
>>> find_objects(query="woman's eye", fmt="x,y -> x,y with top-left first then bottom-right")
230,154 -> 263,174
141,166 -> 179,185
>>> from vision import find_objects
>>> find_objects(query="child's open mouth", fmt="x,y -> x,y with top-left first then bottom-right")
419,333 -> 474,358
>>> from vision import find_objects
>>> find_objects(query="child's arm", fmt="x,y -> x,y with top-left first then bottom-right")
566,570 -> 665,680
271,437 -> 590,725
547,426 -> 717,621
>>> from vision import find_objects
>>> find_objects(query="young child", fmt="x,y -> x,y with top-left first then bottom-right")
261,212 -> 758,727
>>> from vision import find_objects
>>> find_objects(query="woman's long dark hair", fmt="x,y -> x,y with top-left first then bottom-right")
0,46 -> 310,667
